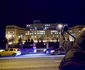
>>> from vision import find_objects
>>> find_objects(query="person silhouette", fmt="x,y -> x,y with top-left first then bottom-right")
59,27 -> 85,70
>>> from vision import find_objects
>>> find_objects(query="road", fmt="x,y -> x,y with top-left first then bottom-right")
0,54 -> 64,70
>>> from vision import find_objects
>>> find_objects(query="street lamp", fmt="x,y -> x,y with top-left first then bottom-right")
56,24 -> 63,31
56,24 -> 63,41
57,24 -> 76,41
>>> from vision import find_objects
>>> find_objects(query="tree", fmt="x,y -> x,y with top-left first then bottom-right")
30,39 -> 34,44
27,37 -> 30,42
17,38 -> 23,48
0,37 -> 8,49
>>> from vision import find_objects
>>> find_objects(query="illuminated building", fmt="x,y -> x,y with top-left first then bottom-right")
67,25 -> 85,41
6,25 -> 26,45
5,24 -> 85,44
26,23 -> 68,42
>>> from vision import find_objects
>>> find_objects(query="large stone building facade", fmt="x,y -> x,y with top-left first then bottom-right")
6,25 -> 26,45
5,24 -> 85,44
68,25 -> 85,41
25,23 -> 67,42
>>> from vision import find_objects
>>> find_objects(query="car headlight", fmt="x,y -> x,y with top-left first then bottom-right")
17,51 -> 21,55
50,50 -> 54,53
0,49 -> 4,52
43,49 -> 46,52
34,49 -> 37,53
46,51 -> 49,53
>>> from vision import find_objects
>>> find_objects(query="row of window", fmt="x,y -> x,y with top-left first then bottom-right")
7,29 -> 81,37
27,30 -> 58,33
25,32 -> 61,35
7,27 -> 15,29
26,24 -> 51,27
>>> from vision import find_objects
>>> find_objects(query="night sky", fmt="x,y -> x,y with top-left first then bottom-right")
0,0 -> 85,37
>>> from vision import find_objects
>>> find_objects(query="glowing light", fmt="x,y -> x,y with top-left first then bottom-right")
49,40 -> 52,42
0,49 -> 5,52
16,51 -> 21,55
43,40 -> 47,42
18,36 -> 20,38
34,40 -> 38,43
34,50 -> 37,53
43,49 -> 46,52
23,41 -> 25,44
25,33 -> 28,35
39,40 -> 41,42
46,51 -> 49,54
8,42 -> 13,45
8,34 -> 12,39
51,50 -> 54,53
57,24 -> 63,31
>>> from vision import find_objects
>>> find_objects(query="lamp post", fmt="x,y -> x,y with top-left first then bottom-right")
57,24 -> 63,31
56,24 -> 63,41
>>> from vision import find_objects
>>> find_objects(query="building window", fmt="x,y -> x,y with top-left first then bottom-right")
31,36 -> 33,38
79,30 -> 80,32
45,24 -> 47,26
13,32 -> 14,34
57,35 -> 58,37
35,27 -> 37,30
45,27 -> 48,30
27,25 -> 30,27
20,35 -> 23,38
51,30 -> 57,32
34,36 -> 36,38
53,35 -> 54,37
45,24 -> 50,26
35,33 -> 36,34
13,35 -> 14,37
37,33 -> 39,34
25,33 -> 27,35
8,32 -> 10,34
18,36 -> 20,38
27,31 -> 29,33
69,30 -> 72,32
39,31 -> 45,32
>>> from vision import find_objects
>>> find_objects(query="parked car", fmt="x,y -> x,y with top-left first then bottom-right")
22,43 -> 37,54
43,48 -> 55,55
0,48 -> 21,57
43,48 -> 66,55
0,49 -> 5,52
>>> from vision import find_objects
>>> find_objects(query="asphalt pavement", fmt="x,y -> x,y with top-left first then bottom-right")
0,54 -> 64,70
